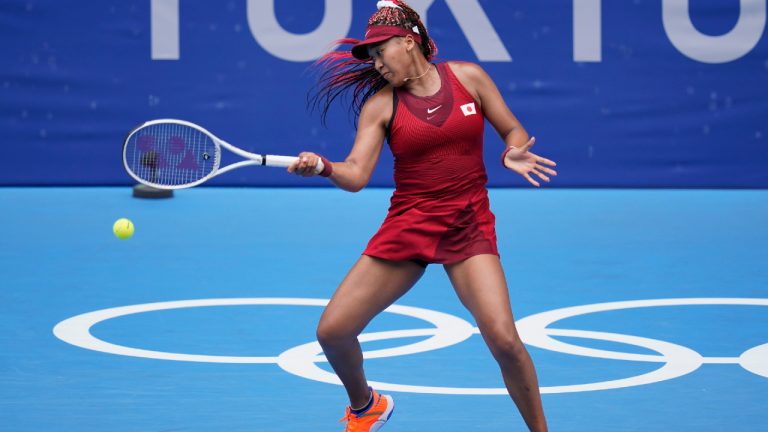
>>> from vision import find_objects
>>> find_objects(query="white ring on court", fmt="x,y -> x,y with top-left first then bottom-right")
52,298 -> 475,364
53,297 -> 768,394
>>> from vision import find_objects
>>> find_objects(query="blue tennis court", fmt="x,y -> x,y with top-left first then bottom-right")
3,2 -> 767,430
1,187 -> 766,431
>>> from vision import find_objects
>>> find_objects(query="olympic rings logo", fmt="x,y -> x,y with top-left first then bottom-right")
53,297 -> 768,395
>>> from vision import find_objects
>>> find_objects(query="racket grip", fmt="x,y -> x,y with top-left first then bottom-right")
263,155 -> 298,167
264,155 -> 325,175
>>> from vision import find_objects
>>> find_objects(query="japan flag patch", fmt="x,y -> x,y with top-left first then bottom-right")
460,102 -> 477,116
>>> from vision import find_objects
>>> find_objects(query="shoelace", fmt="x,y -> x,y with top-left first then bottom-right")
339,407 -> 359,431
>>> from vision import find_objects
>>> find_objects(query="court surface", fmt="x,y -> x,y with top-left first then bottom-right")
1,187 -> 766,431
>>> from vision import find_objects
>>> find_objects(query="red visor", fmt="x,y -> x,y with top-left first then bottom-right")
351,25 -> 423,60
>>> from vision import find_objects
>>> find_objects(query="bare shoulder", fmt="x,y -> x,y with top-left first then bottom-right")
446,61 -> 491,85
360,85 -> 395,126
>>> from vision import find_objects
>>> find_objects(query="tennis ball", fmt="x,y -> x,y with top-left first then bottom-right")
113,218 -> 135,240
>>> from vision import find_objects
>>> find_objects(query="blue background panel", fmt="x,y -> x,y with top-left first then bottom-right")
1,0 -> 767,187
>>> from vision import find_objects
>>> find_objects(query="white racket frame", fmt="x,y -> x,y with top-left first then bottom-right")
123,119 -> 324,189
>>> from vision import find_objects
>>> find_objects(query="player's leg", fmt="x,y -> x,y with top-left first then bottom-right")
444,254 -> 548,432
317,255 -> 425,407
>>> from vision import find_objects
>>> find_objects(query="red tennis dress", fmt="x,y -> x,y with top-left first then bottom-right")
363,62 -> 499,265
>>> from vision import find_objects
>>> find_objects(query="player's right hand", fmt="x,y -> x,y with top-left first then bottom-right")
288,151 -> 321,177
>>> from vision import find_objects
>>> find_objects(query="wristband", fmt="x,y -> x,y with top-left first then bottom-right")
318,155 -> 334,177
500,146 -> 517,167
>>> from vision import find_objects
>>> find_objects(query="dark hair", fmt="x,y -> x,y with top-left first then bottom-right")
307,1 -> 437,125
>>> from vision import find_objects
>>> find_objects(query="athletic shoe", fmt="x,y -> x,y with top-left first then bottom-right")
339,390 -> 394,432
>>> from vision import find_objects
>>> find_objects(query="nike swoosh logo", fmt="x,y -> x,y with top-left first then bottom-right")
427,105 -> 442,114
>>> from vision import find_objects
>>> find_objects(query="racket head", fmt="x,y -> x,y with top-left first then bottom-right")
123,119 -> 221,189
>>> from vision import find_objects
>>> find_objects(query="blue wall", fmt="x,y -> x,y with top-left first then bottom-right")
1,0 -> 766,187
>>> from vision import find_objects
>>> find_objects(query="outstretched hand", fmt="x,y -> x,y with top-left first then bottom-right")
502,137 -> 558,187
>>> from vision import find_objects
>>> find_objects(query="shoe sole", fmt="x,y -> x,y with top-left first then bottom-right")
369,395 -> 394,432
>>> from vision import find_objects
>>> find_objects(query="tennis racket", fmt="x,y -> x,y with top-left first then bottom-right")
122,119 -> 323,189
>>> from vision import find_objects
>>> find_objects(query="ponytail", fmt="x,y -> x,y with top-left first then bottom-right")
307,1 -> 435,125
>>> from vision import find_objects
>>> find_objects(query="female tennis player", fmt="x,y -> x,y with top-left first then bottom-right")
288,1 -> 554,430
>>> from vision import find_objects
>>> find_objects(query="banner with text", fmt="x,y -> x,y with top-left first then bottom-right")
1,0 -> 766,187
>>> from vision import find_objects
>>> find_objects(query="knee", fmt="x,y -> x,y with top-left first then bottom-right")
316,319 -> 356,348
483,326 -> 528,363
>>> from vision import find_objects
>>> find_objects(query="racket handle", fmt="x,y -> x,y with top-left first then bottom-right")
263,155 -> 297,167
264,155 -> 325,175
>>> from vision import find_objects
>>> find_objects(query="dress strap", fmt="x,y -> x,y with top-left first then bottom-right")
386,89 -> 399,142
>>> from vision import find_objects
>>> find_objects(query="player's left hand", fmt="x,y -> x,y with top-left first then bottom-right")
503,137 -> 558,187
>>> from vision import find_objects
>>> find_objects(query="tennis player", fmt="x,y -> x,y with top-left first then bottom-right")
288,1 -> 554,430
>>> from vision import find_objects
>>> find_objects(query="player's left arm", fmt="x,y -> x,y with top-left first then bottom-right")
448,61 -> 528,148
449,62 -> 557,186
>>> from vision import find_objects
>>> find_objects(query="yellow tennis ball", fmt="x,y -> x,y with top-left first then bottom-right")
113,218 -> 135,240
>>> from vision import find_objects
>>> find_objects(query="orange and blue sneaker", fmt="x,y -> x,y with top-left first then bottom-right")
339,388 -> 394,432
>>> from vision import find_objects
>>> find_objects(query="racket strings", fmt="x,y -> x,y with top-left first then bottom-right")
125,123 -> 218,187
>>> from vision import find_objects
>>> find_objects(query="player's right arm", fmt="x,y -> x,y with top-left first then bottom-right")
289,87 -> 393,192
